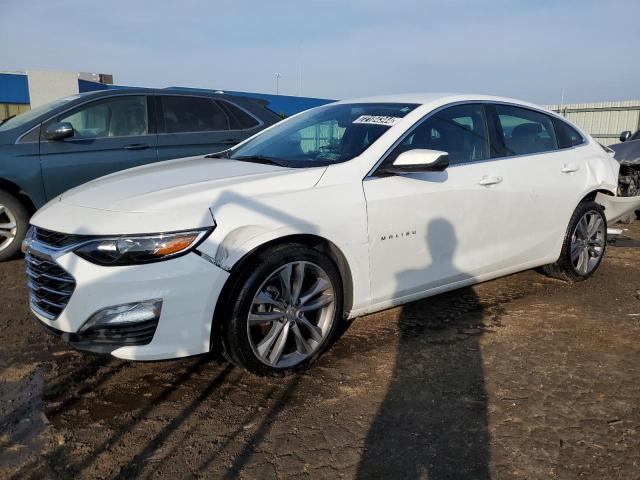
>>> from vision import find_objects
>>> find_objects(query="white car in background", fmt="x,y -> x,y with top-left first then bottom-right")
23,94 -> 640,376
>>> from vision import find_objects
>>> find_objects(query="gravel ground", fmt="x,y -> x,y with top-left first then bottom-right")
1,221 -> 639,479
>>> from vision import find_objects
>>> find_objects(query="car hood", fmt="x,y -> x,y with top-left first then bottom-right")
611,140 -> 640,166
0,130 -> 15,145
31,156 -> 326,235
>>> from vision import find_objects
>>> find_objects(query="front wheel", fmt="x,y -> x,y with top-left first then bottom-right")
0,191 -> 29,262
541,200 -> 607,282
221,243 -> 343,376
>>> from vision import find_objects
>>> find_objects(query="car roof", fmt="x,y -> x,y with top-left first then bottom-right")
336,92 -> 549,112
78,87 -> 252,100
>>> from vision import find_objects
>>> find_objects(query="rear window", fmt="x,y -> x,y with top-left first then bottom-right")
160,96 -> 229,133
218,101 -> 259,130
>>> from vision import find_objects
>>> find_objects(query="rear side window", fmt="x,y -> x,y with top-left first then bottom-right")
553,118 -> 585,149
217,101 -> 259,129
495,105 -> 558,156
160,96 -> 229,133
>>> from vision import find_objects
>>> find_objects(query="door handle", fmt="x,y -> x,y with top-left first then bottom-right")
561,164 -> 580,173
123,143 -> 150,150
219,138 -> 241,145
478,176 -> 503,186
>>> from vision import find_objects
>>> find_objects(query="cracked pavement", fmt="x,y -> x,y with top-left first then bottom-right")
1,222 -> 639,479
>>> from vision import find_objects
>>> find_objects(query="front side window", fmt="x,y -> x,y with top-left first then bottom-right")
161,96 -> 229,133
495,105 -> 558,155
58,95 -> 149,139
229,103 -> 418,167
386,103 -> 491,165
58,96 -> 148,139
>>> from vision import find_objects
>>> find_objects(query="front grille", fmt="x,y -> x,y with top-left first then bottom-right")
33,227 -> 87,248
25,253 -> 75,319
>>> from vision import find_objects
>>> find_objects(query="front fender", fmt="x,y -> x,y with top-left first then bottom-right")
0,141 -> 46,208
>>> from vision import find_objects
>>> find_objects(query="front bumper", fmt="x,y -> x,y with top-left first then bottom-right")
25,239 -> 229,361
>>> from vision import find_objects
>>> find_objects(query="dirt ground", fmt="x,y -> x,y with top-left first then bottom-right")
1,222 -> 639,480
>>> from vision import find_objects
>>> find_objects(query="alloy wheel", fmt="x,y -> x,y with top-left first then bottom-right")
570,209 -> 605,276
0,204 -> 17,253
247,261 -> 336,368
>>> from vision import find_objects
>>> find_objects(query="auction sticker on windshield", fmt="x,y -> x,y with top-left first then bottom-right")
353,115 -> 402,126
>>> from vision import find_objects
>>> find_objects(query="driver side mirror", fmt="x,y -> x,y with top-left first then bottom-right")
44,122 -> 74,141
381,149 -> 449,175
620,130 -> 632,143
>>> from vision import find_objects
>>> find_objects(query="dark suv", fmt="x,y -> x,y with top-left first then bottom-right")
0,88 -> 280,260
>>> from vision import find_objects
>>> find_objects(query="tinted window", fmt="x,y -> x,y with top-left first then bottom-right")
161,96 -> 229,133
58,96 -> 148,139
217,101 -> 259,129
387,104 -> 490,165
553,118 -> 584,148
495,105 -> 557,155
18,124 -> 41,143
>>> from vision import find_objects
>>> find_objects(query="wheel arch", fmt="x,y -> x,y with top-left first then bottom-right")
0,177 -> 37,215
209,233 -> 355,353
583,187 -> 615,203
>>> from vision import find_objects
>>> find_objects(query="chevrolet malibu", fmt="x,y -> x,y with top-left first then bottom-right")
23,94 -> 640,376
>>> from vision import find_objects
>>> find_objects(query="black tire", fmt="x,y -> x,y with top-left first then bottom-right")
541,200 -> 607,283
220,243 -> 343,376
0,190 -> 29,262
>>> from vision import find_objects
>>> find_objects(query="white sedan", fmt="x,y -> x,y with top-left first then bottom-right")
23,94 -> 640,376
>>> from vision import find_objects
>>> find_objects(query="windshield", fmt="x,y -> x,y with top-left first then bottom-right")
229,102 -> 418,167
0,94 -> 83,132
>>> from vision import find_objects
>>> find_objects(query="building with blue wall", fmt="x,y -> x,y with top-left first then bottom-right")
0,69 -> 334,121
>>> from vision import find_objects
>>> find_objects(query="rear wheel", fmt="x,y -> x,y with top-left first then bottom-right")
221,243 -> 343,376
0,191 -> 29,262
541,200 -> 606,282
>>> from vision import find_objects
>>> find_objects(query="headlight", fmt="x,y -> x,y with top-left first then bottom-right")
75,229 -> 212,266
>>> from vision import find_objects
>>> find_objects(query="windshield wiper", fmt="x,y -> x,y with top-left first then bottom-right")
0,115 -> 15,126
205,149 -> 231,159
232,155 -> 290,167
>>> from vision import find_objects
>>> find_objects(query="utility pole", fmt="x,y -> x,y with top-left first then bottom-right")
274,73 -> 282,96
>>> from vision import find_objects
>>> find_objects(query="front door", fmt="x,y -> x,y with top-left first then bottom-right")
40,95 -> 158,199
363,103 -> 510,305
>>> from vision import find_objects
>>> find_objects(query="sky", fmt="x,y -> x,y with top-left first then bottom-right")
1,0 -> 639,105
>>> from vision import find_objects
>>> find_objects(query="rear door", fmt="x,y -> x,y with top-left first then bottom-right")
487,103 -> 589,264
39,95 -> 158,199
155,95 -> 259,160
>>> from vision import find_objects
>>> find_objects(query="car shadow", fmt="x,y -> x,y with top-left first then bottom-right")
357,218 -> 491,479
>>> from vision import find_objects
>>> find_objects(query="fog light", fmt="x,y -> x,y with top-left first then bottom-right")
79,299 -> 162,333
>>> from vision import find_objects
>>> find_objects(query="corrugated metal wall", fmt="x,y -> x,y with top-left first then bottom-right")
0,103 -> 30,122
546,100 -> 640,145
